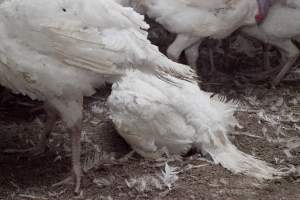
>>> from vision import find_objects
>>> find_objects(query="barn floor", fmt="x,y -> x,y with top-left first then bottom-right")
1,82 -> 300,200
1,21 -> 300,200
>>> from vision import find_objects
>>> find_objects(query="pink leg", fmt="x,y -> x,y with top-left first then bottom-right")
52,98 -> 83,194
184,41 -> 202,69
263,43 -> 272,70
69,120 -> 82,194
52,122 -> 82,194
272,40 -> 300,86
273,56 -> 299,86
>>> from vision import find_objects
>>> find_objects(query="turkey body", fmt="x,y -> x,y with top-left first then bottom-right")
0,0 -> 195,193
108,70 -> 283,180
241,0 -> 300,84
126,0 -> 259,67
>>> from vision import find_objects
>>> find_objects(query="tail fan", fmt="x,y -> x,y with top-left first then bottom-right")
199,134 -> 292,179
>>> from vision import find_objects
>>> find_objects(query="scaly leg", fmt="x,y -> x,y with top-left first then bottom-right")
52,98 -> 83,194
263,43 -> 272,70
70,120 -> 82,194
239,40 -> 299,84
52,122 -> 82,194
272,40 -> 300,86
53,122 -> 82,194
184,41 -> 202,69
208,40 -> 224,74
272,55 -> 299,86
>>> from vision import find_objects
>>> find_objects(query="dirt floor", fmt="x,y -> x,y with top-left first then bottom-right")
1,21 -> 300,200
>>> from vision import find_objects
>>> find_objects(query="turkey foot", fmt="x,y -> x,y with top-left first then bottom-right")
63,119 -> 83,194
52,169 -> 81,195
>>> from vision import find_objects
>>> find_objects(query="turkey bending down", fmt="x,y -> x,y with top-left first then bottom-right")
108,70 -> 289,180
0,0 -> 196,193
241,0 -> 300,84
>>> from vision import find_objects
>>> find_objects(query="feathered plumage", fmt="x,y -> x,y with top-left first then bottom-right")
241,0 -> 300,84
108,70 -> 284,180
0,0 -> 196,193
122,0 -> 260,68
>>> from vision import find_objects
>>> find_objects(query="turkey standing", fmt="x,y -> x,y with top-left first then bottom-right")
241,0 -> 300,84
121,0 -> 270,69
0,0 -> 196,193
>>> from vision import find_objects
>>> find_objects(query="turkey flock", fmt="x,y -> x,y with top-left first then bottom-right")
0,0 -> 299,195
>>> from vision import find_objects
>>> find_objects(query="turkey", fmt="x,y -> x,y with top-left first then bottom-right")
120,0 -> 271,69
108,70 -> 288,180
121,0 -> 298,85
0,0 -> 196,193
241,0 -> 300,85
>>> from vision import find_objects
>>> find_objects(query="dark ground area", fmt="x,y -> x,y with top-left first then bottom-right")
0,20 -> 300,200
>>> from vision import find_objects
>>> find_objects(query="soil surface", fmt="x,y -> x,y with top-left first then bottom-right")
1,20 -> 300,200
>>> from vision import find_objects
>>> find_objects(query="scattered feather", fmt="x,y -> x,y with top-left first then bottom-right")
93,177 -> 113,188
159,163 -> 179,190
125,176 -> 163,192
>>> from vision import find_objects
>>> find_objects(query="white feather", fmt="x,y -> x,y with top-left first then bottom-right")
108,70 -> 284,180
0,0 -> 196,126
122,0 -> 259,67
0,0 -> 197,192
242,1 -> 300,50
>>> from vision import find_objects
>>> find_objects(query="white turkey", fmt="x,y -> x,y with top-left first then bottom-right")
120,0 -> 271,69
0,0 -> 196,193
241,0 -> 300,85
122,0 -> 298,85
108,70 -> 288,180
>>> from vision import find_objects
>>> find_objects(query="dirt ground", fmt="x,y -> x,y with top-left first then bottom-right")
1,21 -> 300,200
